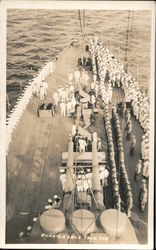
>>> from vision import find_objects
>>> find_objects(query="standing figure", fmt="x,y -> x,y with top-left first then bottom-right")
142,159 -> 149,179
66,99 -> 71,117
130,135 -> 136,155
126,191 -> 133,217
97,138 -> 102,151
79,138 -> 87,152
42,81 -> 48,97
95,82 -> 99,98
60,100 -> 66,117
139,186 -> 148,212
53,92 -> 59,111
32,80 -> 37,96
68,72 -> 73,85
91,94 -> 96,108
126,121 -> 132,140
74,69 -> 80,86
134,159 -> 142,182
40,85 -> 45,101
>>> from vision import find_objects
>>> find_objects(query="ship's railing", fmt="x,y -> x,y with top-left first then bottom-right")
6,43 -> 73,155
6,61 -> 54,154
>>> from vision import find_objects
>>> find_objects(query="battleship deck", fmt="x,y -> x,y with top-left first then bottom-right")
6,45 -> 148,244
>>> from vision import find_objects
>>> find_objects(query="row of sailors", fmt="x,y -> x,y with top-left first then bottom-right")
100,81 -> 113,105
113,107 -> 148,212
90,38 -> 149,213
89,38 -> 150,163
45,195 -> 62,210
90,79 -> 112,107
7,86 -> 32,145
60,97 -> 76,117
68,69 -> 89,88
112,106 -> 133,217
89,37 -> 150,134
7,61 -> 54,142
59,167 -> 109,193
32,80 -> 48,101
53,85 -> 75,105
124,82 -> 150,133
123,105 -> 148,159
52,82 -> 77,117
103,105 -> 121,212
72,126 -> 102,153
31,60 -> 54,98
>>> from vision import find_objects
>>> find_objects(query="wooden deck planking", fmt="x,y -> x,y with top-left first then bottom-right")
6,45 -> 81,242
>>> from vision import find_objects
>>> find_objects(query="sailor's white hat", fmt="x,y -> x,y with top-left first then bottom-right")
27,226 -> 32,231
19,232 -> 24,238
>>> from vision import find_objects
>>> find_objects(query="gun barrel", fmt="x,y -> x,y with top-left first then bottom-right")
64,135 -> 75,193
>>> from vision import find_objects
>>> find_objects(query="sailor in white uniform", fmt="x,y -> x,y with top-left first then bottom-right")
49,61 -> 54,73
93,74 -> 97,82
72,124 -> 77,137
74,69 -> 80,85
71,95 -> 76,112
60,170 -> 67,192
134,159 -> 142,181
90,81 -> 95,91
79,138 -> 87,152
40,84 -> 45,101
95,82 -> 99,98
77,175 -> 83,192
92,132 -> 98,143
142,159 -> 149,178
53,92 -> 59,107
42,81 -> 48,97
32,80 -> 37,96
68,72 -> 73,85
66,99 -> 71,117
60,100 -> 66,117
97,138 -> 102,151
91,94 -> 96,108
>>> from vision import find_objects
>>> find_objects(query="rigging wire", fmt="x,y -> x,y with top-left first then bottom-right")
83,10 -> 85,39
124,11 -> 131,72
78,10 -> 84,40
78,9 -> 86,56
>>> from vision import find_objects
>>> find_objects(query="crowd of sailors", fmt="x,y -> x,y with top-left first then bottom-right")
111,105 -> 133,217
17,37 -> 149,214
6,61 -> 54,153
89,37 -> 149,212
59,165 -> 109,194
31,61 -> 53,100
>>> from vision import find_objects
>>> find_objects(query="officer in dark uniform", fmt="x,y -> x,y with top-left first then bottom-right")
126,121 -> 132,140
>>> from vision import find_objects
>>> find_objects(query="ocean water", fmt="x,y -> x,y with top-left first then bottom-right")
7,9 -> 151,111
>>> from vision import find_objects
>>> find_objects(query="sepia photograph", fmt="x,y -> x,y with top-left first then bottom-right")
0,0 -> 155,249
